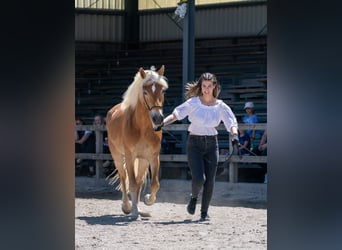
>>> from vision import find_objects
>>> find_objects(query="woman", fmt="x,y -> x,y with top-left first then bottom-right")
162,72 -> 239,221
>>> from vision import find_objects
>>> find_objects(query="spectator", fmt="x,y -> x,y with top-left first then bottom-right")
161,72 -> 239,221
160,137 -> 168,154
93,114 -> 114,176
237,129 -> 251,155
252,129 -> 267,183
75,117 -> 95,176
93,114 -> 104,126
219,129 -> 250,176
242,101 -> 262,149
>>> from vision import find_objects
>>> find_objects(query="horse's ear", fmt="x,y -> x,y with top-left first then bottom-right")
157,65 -> 165,76
139,67 -> 146,79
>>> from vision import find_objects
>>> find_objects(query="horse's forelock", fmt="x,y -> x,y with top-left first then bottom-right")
142,71 -> 168,89
121,70 -> 168,110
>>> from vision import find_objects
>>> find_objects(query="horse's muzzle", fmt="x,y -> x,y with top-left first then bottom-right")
151,112 -> 164,126
153,122 -> 164,131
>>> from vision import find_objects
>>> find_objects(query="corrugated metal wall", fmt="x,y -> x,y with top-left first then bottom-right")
139,13 -> 183,41
75,13 -> 124,41
75,3 -> 266,42
195,4 -> 267,38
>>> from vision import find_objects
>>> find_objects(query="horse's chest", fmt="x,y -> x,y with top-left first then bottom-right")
132,135 -> 160,153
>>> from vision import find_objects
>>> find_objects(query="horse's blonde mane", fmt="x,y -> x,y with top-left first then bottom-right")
121,69 -> 168,110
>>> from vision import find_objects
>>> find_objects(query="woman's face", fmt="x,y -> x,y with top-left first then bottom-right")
201,80 -> 215,96
94,116 -> 103,125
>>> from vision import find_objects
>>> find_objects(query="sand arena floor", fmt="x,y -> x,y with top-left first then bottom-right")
75,177 -> 267,249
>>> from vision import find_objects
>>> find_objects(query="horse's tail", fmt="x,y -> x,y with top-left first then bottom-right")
106,168 -> 121,190
106,158 -> 128,192
106,158 -> 149,193
134,158 -> 150,190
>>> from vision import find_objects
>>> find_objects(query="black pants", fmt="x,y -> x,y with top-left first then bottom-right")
186,135 -> 219,214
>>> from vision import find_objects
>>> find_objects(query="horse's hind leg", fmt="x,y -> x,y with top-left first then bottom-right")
118,172 -> 132,215
114,160 -> 132,214
108,143 -> 131,214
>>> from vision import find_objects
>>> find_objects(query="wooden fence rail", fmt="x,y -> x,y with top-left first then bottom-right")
75,123 -> 267,183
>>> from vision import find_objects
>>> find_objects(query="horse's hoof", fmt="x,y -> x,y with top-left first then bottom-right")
138,211 -> 151,217
122,203 -> 131,214
144,194 -> 156,206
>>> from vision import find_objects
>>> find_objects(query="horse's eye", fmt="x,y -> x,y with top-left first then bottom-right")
143,91 -> 148,96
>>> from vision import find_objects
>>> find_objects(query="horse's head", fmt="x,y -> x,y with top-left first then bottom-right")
139,65 -> 168,131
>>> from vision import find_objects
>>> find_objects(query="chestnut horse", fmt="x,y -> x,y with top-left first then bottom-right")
106,65 -> 168,219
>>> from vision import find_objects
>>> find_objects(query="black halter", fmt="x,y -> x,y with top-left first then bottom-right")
143,94 -> 162,111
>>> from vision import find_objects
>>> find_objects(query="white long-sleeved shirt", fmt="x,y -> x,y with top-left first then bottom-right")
173,96 -> 238,135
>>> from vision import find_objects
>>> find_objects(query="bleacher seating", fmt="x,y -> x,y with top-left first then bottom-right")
75,36 -> 267,126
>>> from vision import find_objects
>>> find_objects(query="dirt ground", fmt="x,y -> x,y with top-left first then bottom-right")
75,177 -> 267,249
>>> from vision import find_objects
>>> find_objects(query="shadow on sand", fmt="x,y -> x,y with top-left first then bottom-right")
77,214 -> 210,226
77,214 -> 146,226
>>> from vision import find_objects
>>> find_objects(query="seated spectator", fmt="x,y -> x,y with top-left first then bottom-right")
237,129 -> 251,155
242,101 -> 262,149
252,129 -> 267,183
93,114 -> 115,176
219,129 -> 250,176
75,117 -> 95,176
160,137 -> 167,154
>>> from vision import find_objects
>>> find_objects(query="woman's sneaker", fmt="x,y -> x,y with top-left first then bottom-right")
187,197 -> 197,215
200,212 -> 210,221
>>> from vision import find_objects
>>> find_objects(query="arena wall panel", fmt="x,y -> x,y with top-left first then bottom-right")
75,2 -> 266,42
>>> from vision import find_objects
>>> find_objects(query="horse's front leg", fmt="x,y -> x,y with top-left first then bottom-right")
136,159 -> 151,217
144,155 -> 160,206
